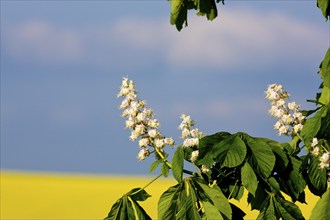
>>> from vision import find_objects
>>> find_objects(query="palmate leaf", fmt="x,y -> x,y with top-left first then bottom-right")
310,188 -> 330,220
277,156 -> 306,202
105,188 -> 152,220
170,0 -> 222,31
158,177 -> 233,220
257,194 -> 304,220
212,134 -> 247,168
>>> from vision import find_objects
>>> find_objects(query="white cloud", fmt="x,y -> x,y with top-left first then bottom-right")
3,7 -> 328,70
5,20 -> 84,65
167,97 -> 268,121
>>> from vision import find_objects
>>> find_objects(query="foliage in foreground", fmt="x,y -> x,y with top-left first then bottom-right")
105,1 -> 330,219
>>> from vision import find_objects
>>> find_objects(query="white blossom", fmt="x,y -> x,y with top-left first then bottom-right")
183,138 -> 199,148
127,92 -> 137,101
164,137 -> 175,146
190,128 -> 204,138
142,108 -> 153,117
288,102 -> 299,111
148,129 -> 158,138
136,112 -> 146,122
321,152 -> 329,161
312,147 -> 319,156
154,138 -> 165,148
134,124 -> 145,136
180,114 -> 193,125
137,148 -> 150,161
293,124 -> 303,133
148,119 -> 159,129
282,114 -> 294,124
311,138 -> 318,148
119,98 -> 130,109
139,138 -> 149,148
181,128 -> 190,139
319,152 -> 329,168
130,130 -> 140,141
125,117 -> 135,128
278,125 -> 289,135
293,112 -> 304,122
201,165 -> 210,173
190,150 -> 199,162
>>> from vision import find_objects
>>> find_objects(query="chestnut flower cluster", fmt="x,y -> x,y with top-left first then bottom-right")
178,114 -> 208,172
118,78 -> 174,161
265,84 -> 304,136
310,138 -> 329,170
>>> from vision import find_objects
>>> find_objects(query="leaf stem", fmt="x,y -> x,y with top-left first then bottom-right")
130,173 -> 163,196
227,180 -> 239,199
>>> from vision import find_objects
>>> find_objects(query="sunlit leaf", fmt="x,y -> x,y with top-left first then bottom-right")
172,146 -> 184,182
310,188 -> 330,220
212,134 -> 247,168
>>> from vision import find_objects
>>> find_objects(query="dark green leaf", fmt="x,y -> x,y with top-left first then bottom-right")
172,146 -> 184,182
212,134 -> 247,168
308,155 -> 327,196
274,196 -> 304,220
267,177 -> 281,196
257,196 -> 276,220
241,162 -> 258,197
129,188 -> 151,202
310,188 -> 330,220
269,140 -> 289,171
199,0 -> 218,20
246,137 -> 276,178
228,184 -> 244,200
248,185 -> 267,211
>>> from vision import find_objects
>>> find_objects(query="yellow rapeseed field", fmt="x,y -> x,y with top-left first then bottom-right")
1,170 -> 320,219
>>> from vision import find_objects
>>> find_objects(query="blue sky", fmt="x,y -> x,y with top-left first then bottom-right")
1,1 -> 329,175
